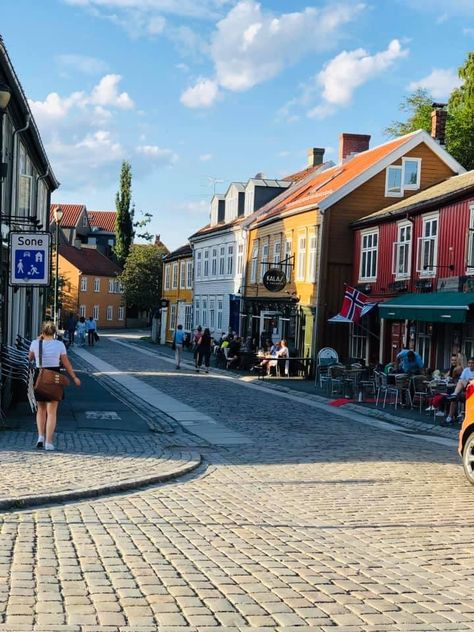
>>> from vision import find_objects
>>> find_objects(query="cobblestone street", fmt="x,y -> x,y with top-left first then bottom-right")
0,333 -> 473,631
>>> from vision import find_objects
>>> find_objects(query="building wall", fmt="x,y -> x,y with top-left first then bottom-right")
162,255 -> 193,342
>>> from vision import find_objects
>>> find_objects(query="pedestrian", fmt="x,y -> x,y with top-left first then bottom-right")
76,316 -> 87,347
28,321 -> 81,450
173,324 -> 185,369
65,312 -> 77,346
192,325 -> 203,368
196,327 -> 212,373
85,316 -> 97,346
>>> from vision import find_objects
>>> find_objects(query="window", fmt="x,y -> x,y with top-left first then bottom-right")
227,244 -> 233,276
261,241 -> 269,281
285,236 -> 292,282
217,297 -> 223,330
202,297 -> 208,326
273,240 -> 281,266
211,248 -> 217,276
308,232 -> 317,282
82,214 -> 89,227
237,243 -> 244,275
108,279 -> 114,293
18,144 -> 32,215
467,205 -> 474,272
94,278 -> 100,292
359,230 -> 378,280
209,298 -> 215,329
186,261 -> 193,288
250,242 -> 258,283
385,158 -> 422,197
93,305 -> 99,320
118,306 -> 125,321
204,250 -> 209,277
80,277 -> 87,292
169,304 -> 177,330
219,246 -> 225,275
417,214 -> 438,276
184,304 -> 193,331
194,297 -> 200,327
118,281 -> 124,293
351,324 -> 367,362
416,322 -> 432,367
172,263 -> 178,288
180,261 -> 186,289
79,305 -> 86,318
297,233 -> 306,281
164,265 -> 171,290
393,222 -> 412,278
107,306 -> 113,321
196,251 -> 202,279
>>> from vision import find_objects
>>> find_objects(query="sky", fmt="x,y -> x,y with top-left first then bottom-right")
2,0 -> 473,250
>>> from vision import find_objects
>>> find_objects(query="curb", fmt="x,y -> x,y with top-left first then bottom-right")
0,450 -> 202,512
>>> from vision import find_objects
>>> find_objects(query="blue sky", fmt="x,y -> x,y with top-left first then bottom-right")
2,0 -> 473,250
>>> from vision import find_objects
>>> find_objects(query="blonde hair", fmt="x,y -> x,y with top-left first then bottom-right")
41,321 -> 57,337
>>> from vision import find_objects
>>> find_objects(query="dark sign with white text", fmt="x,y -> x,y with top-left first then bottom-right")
263,268 -> 287,292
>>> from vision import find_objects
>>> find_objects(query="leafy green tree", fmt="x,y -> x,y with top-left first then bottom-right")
133,209 -> 154,242
120,243 -> 169,312
114,161 -> 134,266
385,89 -> 433,137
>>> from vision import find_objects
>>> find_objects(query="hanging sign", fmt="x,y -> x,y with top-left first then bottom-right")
263,268 -> 287,292
9,232 -> 51,286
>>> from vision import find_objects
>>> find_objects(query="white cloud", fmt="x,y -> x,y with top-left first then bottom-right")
136,144 -> 178,164
56,54 -> 110,75
180,0 -> 365,107
400,0 -> 474,17
178,199 -> 209,215
180,78 -> 220,107
307,39 -> 408,118
408,68 -> 462,99
199,153 -> 212,161
90,74 -> 134,108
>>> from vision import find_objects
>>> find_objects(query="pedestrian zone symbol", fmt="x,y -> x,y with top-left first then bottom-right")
15,250 -> 45,280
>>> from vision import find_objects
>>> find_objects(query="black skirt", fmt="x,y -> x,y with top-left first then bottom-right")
33,366 -> 64,402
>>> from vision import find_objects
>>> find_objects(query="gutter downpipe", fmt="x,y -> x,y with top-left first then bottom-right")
313,205 -> 326,385
5,114 -> 30,344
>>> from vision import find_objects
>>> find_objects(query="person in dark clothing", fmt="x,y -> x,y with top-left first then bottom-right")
227,337 -> 242,369
196,327 -> 212,373
65,313 -> 78,346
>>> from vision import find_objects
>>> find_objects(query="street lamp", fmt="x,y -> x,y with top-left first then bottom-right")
53,205 -> 63,326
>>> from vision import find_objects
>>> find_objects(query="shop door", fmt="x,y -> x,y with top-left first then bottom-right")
390,321 -> 406,362
259,311 -> 281,347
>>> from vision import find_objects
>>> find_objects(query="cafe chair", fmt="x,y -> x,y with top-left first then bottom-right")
328,364 -> 345,397
385,373 -> 412,410
317,347 -> 339,390
411,374 -> 430,413
374,371 -> 388,407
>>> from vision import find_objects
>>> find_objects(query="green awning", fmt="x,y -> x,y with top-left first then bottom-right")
379,291 -> 474,323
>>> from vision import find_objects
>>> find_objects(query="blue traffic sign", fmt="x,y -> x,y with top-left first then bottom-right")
9,232 -> 51,286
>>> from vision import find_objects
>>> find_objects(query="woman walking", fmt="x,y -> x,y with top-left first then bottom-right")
196,327 -> 212,374
28,321 -> 81,450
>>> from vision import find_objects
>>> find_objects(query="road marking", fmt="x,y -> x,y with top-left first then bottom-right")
85,411 -> 121,420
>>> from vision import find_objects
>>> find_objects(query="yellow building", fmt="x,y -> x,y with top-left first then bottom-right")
161,244 -> 193,343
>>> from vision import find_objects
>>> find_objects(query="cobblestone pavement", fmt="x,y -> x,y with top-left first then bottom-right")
1,334 -> 474,631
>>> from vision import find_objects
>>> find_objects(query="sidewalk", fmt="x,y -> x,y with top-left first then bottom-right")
0,353 -> 201,511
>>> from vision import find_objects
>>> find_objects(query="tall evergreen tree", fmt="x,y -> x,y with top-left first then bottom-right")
114,161 -> 134,266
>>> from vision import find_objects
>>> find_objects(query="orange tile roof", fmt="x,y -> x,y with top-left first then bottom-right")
251,133 -> 418,227
88,210 -> 116,232
59,245 -> 122,276
49,204 -> 86,227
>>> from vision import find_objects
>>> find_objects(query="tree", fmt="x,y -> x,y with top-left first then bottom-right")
385,53 -> 474,170
114,161 -> 134,266
133,209 -> 154,242
120,243 -> 169,312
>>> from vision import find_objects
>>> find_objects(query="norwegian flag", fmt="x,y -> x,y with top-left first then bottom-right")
338,286 -> 372,324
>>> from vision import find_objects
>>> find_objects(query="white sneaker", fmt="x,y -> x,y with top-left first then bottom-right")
45,443 -> 55,451
425,405 -> 434,411
435,411 -> 445,417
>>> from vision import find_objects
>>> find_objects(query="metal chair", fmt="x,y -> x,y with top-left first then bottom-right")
375,371 -> 389,407
385,373 -> 412,410
328,364 -> 345,397
317,347 -> 339,390
411,375 -> 429,413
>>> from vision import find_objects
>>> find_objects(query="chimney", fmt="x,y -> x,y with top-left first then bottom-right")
254,172 -> 265,179
339,133 -> 371,162
431,103 -> 447,146
154,234 -> 161,245
307,147 -> 325,167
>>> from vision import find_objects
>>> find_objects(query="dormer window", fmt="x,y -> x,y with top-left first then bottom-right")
385,158 -> 421,197
82,214 -> 88,227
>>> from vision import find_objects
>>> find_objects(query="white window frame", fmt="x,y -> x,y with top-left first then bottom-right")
359,229 -> 378,281
203,250 -> 209,277
417,212 -> 439,277
172,263 -> 178,289
209,297 -> 215,329
108,279 -> 114,293
93,305 -> 99,321
211,248 -> 218,276
186,261 -> 193,288
194,297 -> 200,328
250,242 -> 259,283
202,297 -> 208,327
180,261 -> 186,289
297,231 -> 306,281
227,244 -> 234,276
80,277 -> 87,292
164,265 -> 171,290
79,305 -> 86,318
196,251 -> 202,280
219,246 -> 225,276
385,165 -> 403,197
402,157 -> 422,190
217,296 -> 223,331
392,221 -> 412,279
184,304 -> 193,331
237,243 -> 244,275
261,241 -> 269,281
94,278 -> 100,292
285,235 -> 292,282
169,304 -> 177,330
106,306 -> 113,321
467,205 -> 474,273
308,231 -> 317,283
273,240 -> 281,266
118,306 -> 125,321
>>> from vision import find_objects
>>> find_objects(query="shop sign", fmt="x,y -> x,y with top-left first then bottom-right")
263,268 -> 286,292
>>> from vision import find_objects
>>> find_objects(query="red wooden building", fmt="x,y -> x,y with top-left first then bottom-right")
352,171 -> 474,371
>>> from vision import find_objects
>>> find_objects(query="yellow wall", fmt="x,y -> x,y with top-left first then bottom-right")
162,256 -> 193,341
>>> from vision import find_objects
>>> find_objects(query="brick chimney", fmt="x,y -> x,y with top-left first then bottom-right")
307,147 -> 325,167
339,133 -> 371,162
431,103 -> 447,146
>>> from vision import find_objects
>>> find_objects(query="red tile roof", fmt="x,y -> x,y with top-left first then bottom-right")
59,245 -> 122,276
49,204 -> 86,227
87,210 -> 116,232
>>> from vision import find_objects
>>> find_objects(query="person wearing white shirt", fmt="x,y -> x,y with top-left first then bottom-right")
446,357 -> 474,424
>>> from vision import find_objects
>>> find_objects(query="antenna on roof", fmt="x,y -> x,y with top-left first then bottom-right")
205,176 -> 224,195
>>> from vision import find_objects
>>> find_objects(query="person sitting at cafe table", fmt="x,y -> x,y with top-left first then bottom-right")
428,353 -> 464,415
227,337 -> 242,369
396,349 -> 424,375
445,356 -> 474,424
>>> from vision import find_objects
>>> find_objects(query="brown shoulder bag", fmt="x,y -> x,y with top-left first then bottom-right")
34,339 -> 70,401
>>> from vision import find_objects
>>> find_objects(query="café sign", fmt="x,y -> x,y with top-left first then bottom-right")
263,268 -> 287,292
